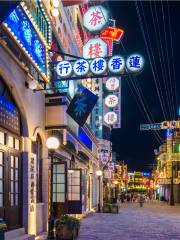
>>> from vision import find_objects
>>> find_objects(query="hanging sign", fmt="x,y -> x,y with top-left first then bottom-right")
108,55 -> 125,74
106,77 -> 119,91
90,58 -> 107,75
66,85 -> 98,127
56,61 -> 73,78
83,5 -> 109,33
104,111 -> 118,125
73,59 -> 89,76
126,54 -> 144,73
107,162 -> 115,171
100,27 -> 124,42
83,38 -> 108,59
105,94 -> 119,108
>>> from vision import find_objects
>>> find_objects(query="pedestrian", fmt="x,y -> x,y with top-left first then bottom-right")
139,194 -> 144,207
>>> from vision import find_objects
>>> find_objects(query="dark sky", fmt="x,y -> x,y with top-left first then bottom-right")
107,1 -> 180,171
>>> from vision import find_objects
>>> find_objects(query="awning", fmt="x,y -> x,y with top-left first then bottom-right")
0,1 -> 20,25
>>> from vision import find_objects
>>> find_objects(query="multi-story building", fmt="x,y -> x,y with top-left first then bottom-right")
0,1 -> 106,239
154,130 -> 180,203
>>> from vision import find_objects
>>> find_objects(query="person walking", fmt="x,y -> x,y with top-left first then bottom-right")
139,194 -> 144,207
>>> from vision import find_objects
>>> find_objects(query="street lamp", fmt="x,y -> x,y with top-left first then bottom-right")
46,136 -> 60,239
96,170 -> 103,213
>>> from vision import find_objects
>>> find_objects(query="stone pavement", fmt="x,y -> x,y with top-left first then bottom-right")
78,202 -> 180,240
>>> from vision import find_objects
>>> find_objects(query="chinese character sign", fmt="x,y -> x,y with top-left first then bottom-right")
105,94 -> 119,108
67,85 -> 98,127
83,5 -> 109,33
100,27 -> 124,42
104,111 -> 118,125
108,55 -> 125,74
90,57 -> 107,75
126,54 -> 144,73
73,59 -> 89,76
56,60 -> 73,78
83,38 -> 108,59
106,77 -> 119,91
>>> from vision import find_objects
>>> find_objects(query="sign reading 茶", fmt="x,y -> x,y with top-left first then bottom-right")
66,85 -> 98,127
83,5 -> 109,33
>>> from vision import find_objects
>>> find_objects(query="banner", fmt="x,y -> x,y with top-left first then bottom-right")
67,85 -> 98,127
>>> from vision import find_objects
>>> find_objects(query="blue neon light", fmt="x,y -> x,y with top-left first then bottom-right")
0,96 -> 16,114
78,128 -> 92,150
4,6 -> 46,76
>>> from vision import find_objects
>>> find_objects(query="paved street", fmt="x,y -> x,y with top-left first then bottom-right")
78,202 -> 180,240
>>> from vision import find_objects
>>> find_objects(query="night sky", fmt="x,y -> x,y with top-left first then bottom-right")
107,1 -> 180,171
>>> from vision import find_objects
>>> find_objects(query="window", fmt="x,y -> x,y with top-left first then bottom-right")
53,163 -> 65,203
0,132 -> 5,145
68,170 -> 80,201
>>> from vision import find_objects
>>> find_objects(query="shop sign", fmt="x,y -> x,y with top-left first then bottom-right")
100,27 -> 124,42
67,85 -> 98,127
108,55 -> 125,74
56,61 -> 73,78
73,59 -> 89,76
83,38 -> 108,59
105,94 -> 118,108
56,54 -> 144,79
107,162 -> 115,171
29,156 -> 36,212
90,58 -> 107,75
98,148 -> 109,165
4,5 -> 48,80
106,77 -> 119,91
104,111 -> 118,125
83,5 -> 109,33
126,54 -> 144,73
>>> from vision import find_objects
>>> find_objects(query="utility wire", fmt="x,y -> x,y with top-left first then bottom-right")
167,0 -> 178,118
135,1 -> 168,120
150,1 -> 172,120
160,0 -> 176,119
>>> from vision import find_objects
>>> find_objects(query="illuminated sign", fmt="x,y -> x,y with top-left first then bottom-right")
4,5 -> 49,80
100,27 -> 124,42
83,5 -> 109,33
104,111 -> 118,125
73,59 -> 89,76
126,54 -> 144,73
83,38 -> 108,59
90,58 -> 107,75
105,94 -> 119,108
55,53 -> 144,79
56,61 -> 73,78
108,55 -> 125,74
106,77 -> 119,91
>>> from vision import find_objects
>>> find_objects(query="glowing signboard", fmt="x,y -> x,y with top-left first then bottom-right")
126,54 -> 144,73
105,94 -> 119,108
83,38 -> 108,59
56,61 -> 73,78
83,5 -> 109,33
104,111 -> 118,125
90,57 -> 107,75
4,5 -> 49,80
73,59 -> 89,76
106,77 -> 119,91
108,55 -> 125,74
100,27 -> 124,42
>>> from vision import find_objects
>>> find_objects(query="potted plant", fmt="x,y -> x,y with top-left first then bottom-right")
102,203 -> 111,213
110,204 -> 119,214
55,215 -> 80,240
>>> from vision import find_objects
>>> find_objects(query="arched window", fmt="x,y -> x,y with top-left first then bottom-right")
33,134 -> 43,203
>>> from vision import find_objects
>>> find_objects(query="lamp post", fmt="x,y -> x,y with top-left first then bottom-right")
96,170 -> 103,213
46,136 -> 60,239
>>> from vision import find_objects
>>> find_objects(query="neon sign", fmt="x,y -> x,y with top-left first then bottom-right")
100,27 -> 124,42
4,5 -> 48,80
83,5 -> 109,33
83,38 -> 108,59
